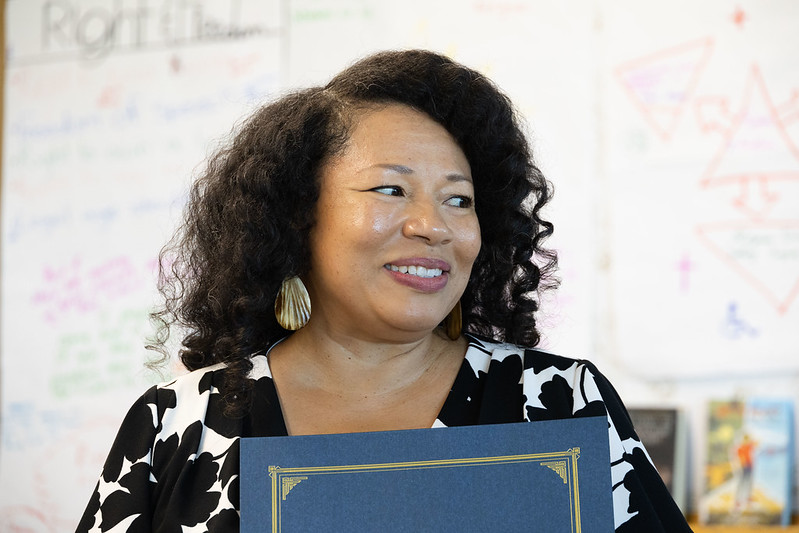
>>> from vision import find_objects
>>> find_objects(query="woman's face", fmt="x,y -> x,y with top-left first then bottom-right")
304,103 -> 481,341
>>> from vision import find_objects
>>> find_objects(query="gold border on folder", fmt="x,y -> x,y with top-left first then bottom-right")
268,447 -> 583,532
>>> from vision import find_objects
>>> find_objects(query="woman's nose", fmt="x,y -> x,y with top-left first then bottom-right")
401,201 -> 452,245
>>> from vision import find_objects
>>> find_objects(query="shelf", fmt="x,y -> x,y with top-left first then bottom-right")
690,526 -> 799,532
688,515 -> 799,532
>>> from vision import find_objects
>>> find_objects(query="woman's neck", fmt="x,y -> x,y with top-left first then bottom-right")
274,326 -> 453,394
266,326 -> 467,435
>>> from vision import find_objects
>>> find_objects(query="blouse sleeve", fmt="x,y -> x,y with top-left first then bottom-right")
580,361 -> 693,533
76,385 -> 165,533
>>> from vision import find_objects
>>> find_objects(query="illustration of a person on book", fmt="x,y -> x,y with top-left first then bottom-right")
734,433 -> 757,510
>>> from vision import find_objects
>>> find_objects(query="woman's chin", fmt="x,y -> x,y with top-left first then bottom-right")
343,314 -> 447,341
385,316 -> 452,338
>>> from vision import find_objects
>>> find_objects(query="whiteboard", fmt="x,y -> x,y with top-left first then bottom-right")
1,0 -> 284,527
601,1 -> 799,377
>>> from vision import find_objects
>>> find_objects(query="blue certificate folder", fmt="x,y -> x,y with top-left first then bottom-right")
240,416 -> 613,532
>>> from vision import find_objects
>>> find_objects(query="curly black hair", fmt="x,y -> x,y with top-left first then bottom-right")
149,49 -> 558,416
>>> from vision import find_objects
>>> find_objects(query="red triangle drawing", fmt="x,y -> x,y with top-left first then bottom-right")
700,65 -> 799,188
616,37 -> 714,141
695,220 -> 799,314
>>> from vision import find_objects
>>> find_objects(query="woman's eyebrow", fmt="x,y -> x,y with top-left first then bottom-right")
446,173 -> 473,183
374,163 -> 472,183
373,163 -> 413,174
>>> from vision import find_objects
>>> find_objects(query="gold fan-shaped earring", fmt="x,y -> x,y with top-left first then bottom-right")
444,300 -> 462,340
275,277 -> 311,330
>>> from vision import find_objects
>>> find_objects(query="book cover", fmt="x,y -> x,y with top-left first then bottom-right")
628,407 -> 688,512
240,417 -> 614,532
699,398 -> 795,525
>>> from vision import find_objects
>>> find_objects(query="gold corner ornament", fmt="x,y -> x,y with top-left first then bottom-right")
540,460 -> 569,484
281,476 -> 308,501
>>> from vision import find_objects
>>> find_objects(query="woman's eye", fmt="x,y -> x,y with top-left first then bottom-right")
371,185 -> 404,196
445,195 -> 474,208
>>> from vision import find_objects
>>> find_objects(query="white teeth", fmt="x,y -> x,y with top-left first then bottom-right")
386,264 -> 443,278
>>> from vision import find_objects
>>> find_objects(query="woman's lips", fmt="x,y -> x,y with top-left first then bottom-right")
383,258 -> 450,293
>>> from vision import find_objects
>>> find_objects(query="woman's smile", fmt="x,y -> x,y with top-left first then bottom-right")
385,264 -> 445,278
383,257 -> 451,292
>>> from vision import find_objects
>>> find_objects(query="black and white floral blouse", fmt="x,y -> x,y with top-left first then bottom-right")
77,335 -> 691,532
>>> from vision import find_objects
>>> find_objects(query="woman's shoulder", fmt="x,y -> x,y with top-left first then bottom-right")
464,334 -> 610,418
465,333 -> 594,376
132,354 -> 272,433
155,353 -> 272,393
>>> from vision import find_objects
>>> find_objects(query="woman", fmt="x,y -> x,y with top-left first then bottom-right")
77,50 -> 691,532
